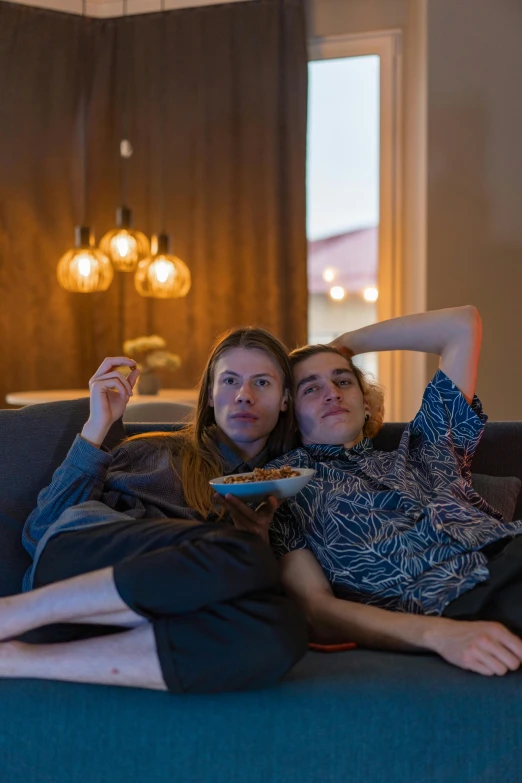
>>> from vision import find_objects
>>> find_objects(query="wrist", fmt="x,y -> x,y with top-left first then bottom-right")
81,420 -> 108,448
419,616 -> 453,654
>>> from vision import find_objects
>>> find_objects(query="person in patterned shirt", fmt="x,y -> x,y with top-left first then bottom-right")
222,306 -> 522,677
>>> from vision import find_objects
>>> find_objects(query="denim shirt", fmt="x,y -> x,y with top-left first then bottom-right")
269,370 -> 522,616
22,434 -> 267,591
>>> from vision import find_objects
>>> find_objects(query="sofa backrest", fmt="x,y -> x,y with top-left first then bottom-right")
0,408 -> 521,597
0,400 -> 125,597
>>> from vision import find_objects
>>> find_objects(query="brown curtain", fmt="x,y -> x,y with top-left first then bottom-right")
0,0 -> 307,406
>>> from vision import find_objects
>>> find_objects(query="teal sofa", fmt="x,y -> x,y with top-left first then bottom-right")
1,400 -> 522,783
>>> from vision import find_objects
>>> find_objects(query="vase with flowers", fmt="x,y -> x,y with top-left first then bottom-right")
123,335 -> 182,395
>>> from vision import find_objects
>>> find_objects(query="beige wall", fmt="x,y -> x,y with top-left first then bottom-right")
427,0 -> 522,419
310,0 -> 522,419
308,0 -> 408,38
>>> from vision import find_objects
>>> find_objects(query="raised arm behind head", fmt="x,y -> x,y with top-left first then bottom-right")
330,305 -> 482,405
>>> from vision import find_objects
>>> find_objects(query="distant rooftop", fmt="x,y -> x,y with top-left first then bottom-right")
307,226 -> 378,295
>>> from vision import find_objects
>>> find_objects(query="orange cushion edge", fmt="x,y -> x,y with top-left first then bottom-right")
308,641 -> 357,652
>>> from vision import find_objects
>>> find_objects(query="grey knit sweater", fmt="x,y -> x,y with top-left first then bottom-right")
22,434 -> 268,590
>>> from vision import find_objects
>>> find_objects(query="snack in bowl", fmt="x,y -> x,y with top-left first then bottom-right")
210,467 -> 316,503
223,466 -> 301,484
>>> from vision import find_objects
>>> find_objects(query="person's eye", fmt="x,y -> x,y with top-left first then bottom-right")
257,379 -> 270,387
223,377 -> 237,385
303,386 -> 317,395
339,379 -> 353,386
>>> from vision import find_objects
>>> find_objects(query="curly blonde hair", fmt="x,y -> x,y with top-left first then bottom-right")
288,344 -> 385,440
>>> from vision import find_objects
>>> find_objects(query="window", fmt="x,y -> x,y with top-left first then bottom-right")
307,54 -> 380,380
307,31 -> 407,418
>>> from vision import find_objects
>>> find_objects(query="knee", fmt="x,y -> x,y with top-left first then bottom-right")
207,527 -> 281,590
162,593 -> 308,694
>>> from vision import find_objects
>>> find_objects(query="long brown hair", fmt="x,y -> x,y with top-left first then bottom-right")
288,344 -> 385,440
126,327 -> 295,519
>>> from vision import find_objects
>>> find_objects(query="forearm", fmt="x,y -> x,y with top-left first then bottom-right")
308,593 -> 450,653
339,306 -> 479,359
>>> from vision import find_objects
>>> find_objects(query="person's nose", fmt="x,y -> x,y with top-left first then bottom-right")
324,382 -> 342,403
235,382 -> 255,405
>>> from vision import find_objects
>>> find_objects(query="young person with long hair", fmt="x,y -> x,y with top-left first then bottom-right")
0,328 -> 307,692
223,307 -> 522,677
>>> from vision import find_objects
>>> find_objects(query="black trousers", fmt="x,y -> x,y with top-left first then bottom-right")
443,535 -> 522,635
32,518 -> 308,694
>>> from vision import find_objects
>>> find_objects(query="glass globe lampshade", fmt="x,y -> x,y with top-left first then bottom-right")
99,206 -> 150,272
57,226 -> 114,293
134,233 -> 191,299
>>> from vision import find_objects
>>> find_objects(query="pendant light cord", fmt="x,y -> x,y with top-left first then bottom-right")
160,0 -> 166,234
80,0 -> 88,225
120,0 -> 129,206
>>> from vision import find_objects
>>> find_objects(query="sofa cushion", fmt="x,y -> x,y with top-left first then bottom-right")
471,473 -> 521,522
0,650 -> 521,783
0,400 -> 124,597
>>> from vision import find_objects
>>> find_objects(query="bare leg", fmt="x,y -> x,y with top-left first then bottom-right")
77,610 -> 147,627
0,625 -> 166,690
0,567 -> 144,641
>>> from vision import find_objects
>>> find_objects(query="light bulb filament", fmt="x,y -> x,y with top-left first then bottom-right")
78,254 -> 92,278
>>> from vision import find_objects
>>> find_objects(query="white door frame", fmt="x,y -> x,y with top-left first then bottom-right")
308,28 -> 427,421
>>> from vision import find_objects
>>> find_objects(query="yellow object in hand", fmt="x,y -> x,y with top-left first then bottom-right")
113,364 -> 134,379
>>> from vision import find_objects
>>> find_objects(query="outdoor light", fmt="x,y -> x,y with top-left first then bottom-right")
363,287 -> 379,302
322,267 -> 336,283
329,286 -> 346,301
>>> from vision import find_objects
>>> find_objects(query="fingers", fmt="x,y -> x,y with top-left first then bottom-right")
127,366 -> 140,390
474,630 -> 522,674
211,493 -> 272,544
222,494 -> 257,517
472,648 -> 509,677
91,371 -> 134,397
89,372 -> 133,397
255,496 -> 281,514
225,494 -> 277,525
460,623 -> 522,677
491,623 -> 522,661
436,619 -> 522,677
327,339 -> 354,360
468,659 -> 497,677
93,357 -> 136,375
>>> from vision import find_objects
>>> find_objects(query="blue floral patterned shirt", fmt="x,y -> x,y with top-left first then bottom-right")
269,369 -> 522,616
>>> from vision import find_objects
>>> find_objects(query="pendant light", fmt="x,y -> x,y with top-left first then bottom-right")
57,0 -> 113,293
99,0 -> 150,271
135,232 -> 191,298
134,0 -> 191,299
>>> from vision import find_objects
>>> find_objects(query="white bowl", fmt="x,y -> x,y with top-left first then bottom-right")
210,468 -> 316,503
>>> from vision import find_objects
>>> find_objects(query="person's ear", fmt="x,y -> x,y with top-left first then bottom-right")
208,386 -> 214,407
280,389 -> 289,412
